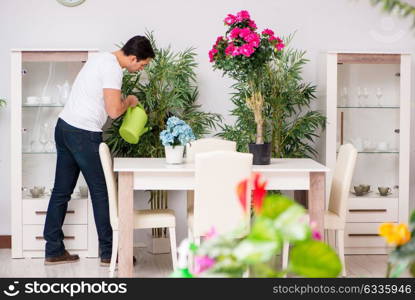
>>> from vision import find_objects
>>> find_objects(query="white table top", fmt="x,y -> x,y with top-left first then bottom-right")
114,158 -> 329,173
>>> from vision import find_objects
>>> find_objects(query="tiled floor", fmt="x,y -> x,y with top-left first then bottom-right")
0,248 -> 404,278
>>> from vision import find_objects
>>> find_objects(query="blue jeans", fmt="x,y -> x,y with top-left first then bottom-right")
43,118 -> 112,259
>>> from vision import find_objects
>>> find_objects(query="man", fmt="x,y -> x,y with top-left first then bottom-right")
43,36 -> 155,265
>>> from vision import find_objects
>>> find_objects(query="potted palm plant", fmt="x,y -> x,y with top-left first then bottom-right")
209,10 -> 285,165
218,34 -> 325,161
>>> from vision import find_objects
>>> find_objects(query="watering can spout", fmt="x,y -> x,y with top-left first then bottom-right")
119,105 -> 150,144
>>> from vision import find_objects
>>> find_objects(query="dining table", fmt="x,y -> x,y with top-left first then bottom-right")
113,157 -> 330,277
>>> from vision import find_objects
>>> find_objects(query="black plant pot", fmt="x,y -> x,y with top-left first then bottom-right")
248,143 -> 271,165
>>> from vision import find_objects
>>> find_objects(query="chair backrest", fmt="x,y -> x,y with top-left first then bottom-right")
98,143 -> 118,229
185,138 -> 236,163
328,143 -> 357,221
193,151 -> 253,237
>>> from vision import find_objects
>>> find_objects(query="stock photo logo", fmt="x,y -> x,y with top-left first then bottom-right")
369,16 -> 407,43
3,281 -> 20,297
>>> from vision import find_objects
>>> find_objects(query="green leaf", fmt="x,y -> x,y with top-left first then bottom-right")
289,240 -> 342,278
249,216 -> 281,243
390,262 -> 409,278
273,205 -> 310,242
410,262 -> 415,277
260,194 -> 295,219
233,239 -> 279,264
409,210 -> 415,234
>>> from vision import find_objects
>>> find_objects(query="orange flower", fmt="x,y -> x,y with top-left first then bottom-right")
252,173 -> 267,214
236,179 -> 248,213
379,223 -> 411,246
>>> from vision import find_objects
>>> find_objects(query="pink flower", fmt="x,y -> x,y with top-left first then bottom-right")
205,227 -> 218,240
208,48 -> 218,62
276,43 -> 285,51
194,255 -> 215,274
262,29 -> 274,36
310,221 -> 322,240
312,230 -> 322,240
224,14 -> 237,25
245,33 -> 260,47
236,10 -> 250,22
239,27 -> 252,39
214,36 -> 224,46
276,37 -> 283,43
240,43 -> 255,57
230,27 -> 241,39
248,20 -> 257,29
225,43 -> 236,56
269,35 -> 277,42
231,46 -> 241,56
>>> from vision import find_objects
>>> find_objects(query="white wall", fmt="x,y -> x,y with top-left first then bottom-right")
1,0 -> 415,244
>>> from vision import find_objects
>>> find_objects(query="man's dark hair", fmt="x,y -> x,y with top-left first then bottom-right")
121,36 -> 155,61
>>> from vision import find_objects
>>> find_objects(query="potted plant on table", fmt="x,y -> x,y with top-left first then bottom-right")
218,34 -> 326,161
160,116 -> 195,164
209,10 -> 285,165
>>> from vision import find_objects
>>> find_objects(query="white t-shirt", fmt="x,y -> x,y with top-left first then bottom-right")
59,52 -> 123,132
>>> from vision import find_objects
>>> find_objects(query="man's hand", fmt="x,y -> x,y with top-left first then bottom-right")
126,95 -> 139,107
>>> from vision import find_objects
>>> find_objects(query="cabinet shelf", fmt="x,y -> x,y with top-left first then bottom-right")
337,151 -> 399,154
348,191 -> 398,200
22,152 -> 56,154
337,106 -> 400,109
22,104 -> 64,108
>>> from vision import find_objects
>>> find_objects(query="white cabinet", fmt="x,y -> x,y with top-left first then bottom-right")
11,50 -> 99,258
326,52 -> 411,254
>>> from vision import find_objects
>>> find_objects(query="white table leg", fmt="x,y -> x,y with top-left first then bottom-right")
118,171 -> 134,277
309,172 -> 325,238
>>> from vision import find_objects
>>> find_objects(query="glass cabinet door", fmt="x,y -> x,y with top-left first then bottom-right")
21,53 -> 88,200
337,63 -> 400,199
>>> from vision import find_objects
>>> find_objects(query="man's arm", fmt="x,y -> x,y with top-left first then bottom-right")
103,88 -> 139,119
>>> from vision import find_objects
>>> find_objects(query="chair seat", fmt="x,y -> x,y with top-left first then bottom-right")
113,209 -> 176,230
323,210 -> 344,230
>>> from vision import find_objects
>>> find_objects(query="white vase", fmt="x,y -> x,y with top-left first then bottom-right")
164,145 -> 184,164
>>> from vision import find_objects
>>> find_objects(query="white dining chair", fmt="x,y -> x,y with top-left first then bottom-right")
185,138 -> 237,163
99,143 -> 178,277
188,151 -> 253,244
185,138 -> 237,226
282,144 -> 357,277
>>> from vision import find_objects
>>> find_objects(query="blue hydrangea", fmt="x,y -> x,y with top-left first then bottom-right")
160,129 -> 175,146
166,116 -> 185,129
159,116 -> 195,146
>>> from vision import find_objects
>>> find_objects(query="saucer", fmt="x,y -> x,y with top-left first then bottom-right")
351,190 -> 372,196
376,192 -> 392,196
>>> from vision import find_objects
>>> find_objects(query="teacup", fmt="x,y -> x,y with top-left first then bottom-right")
79,186 -> 88,198
353,185 -> 366,196
29,186 -> 45,198
378,187 -> 391,196
359,184 -> 370,193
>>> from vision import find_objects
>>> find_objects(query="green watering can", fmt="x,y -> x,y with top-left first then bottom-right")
119,104 -> 150,144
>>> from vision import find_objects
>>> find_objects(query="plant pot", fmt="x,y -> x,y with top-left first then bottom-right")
146,233 -> 171,254
165,145 -> 185,164
248,143 -> 271,165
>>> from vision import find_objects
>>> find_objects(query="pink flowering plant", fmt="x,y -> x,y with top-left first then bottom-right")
209,11 -> 285,144
172,174 -> 342,278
